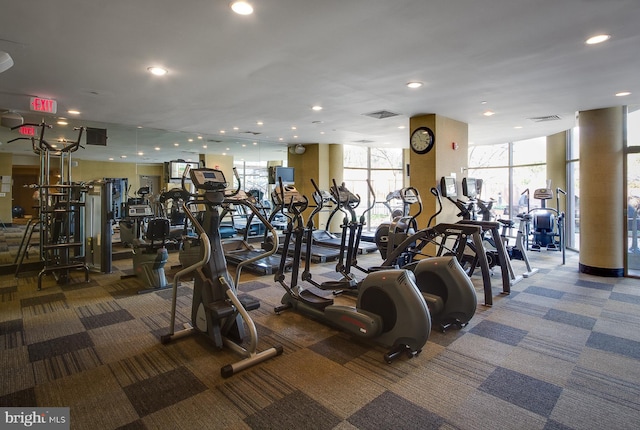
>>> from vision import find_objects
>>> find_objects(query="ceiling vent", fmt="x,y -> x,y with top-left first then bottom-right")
528,115 -> 562,122
363,110 -> 400,119
242,131 -> 262,136
352,139 -> 374,144
207,139 -> 222,143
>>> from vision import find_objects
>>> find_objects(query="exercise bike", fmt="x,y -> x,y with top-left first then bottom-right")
273,181 -> 431,363
161,167 -> 283,377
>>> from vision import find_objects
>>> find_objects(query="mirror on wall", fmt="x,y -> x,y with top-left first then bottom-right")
0,113 -> 290,269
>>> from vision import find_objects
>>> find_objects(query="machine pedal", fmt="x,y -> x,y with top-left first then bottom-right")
205,301 -> 235,319
239,296 -> 260,312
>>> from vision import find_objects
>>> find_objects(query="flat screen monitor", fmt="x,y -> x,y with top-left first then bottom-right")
169,160 -> 200,180
440,176 -> 457,198
274,166 -> 294,185
462,177 -> 477,198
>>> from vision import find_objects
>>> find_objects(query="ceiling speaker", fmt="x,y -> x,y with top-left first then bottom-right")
1,112 -> 23,128
288,144 -> 306,154
0,51 -> 13,74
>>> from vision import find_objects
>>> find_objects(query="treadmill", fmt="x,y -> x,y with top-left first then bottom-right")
222,179 -> 292,275
268,183 -> 341,263
310,183 -> 378,254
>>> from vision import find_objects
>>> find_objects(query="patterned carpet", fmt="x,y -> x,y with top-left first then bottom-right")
1,249 -> 640,429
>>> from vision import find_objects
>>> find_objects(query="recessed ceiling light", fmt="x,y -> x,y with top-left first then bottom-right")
257,121 -> 263,126
67,110 -> 81,115
57,120 -> 68,125
406,82 -> 423,89
616,91 -> 631,97
174,143 -> 179,146
480,101 -> 488,105
230,1 -> 253,15
585,34 -> 611,45
154,147 -> 160,150
312,105 -> 323,111
291,126 -> 297,130
242,144 -> 247,147
253,142 -> 258,145
483,110 -> 495,117
320,131 -> 325,135
203,145 -> 207,149
514,126 -> 523,129
147,66 -> 168,76
220,130 -> 225,134
138,152 -> 144,156
120,155 -> 127,158
108,157 -> 114,161
398,126 -> 406,129
197,136 -> 203,140
188,138 -> 193,142
233,127 -> 239,130
225,147 -> 230,151
222,152 -> 227,156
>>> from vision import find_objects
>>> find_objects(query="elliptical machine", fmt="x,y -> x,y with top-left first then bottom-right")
526,185 -> 566,261
274,181 -> 431,363
161,167 -> 283,377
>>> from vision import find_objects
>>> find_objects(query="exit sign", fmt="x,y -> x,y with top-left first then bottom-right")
30,97 -> 57,114
19,125 -> 36,136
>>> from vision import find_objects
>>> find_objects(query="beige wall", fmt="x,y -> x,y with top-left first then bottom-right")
73,159 -> 164,195
0,153 -> 12,223
546,131 -> 568,214
409,114 -> 469,227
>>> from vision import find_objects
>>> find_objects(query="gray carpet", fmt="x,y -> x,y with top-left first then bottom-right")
1,250 -> 640,429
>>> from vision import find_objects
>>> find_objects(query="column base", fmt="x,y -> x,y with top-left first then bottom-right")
578,263 -> 624,277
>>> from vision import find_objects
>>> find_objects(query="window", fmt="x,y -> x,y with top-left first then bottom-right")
233,160 -> 269,203
566,127 -> 580,250
626,106 -> 640,276
343,145 -> 404,229
468,140 -> 546,221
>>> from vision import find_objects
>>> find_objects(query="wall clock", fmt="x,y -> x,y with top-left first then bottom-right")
410,126 -> 435,154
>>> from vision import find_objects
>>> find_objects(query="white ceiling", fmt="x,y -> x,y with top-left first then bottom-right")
1,0 -> 639,164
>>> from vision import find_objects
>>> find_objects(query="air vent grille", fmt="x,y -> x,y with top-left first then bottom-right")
352,139 -> 375,144
363,110 -> 400,119
241,131 -> 262,135
528,115 -> 562,122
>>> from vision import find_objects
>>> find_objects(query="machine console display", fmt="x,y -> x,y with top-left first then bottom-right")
128,205 -> 153,217
402,188 -> 419,204
533,188 -> 553,200
272,185 -> 306,206
190,168 -> 228,191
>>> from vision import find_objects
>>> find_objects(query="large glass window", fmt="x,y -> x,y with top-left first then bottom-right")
566,127 -> 580,250
626,107 -> 640,277
468,143 -> 509,167
343,145 -> 404,230
233,160 -> 269,203
468,140 -> 546,221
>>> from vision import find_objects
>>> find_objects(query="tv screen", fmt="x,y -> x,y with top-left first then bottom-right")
274,166 -> 294,184
169,161 -> 199,180
440,176 -> 457,198
462,177 -> 477,198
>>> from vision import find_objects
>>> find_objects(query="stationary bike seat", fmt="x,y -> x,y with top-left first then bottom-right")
498,219 -> 515,228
